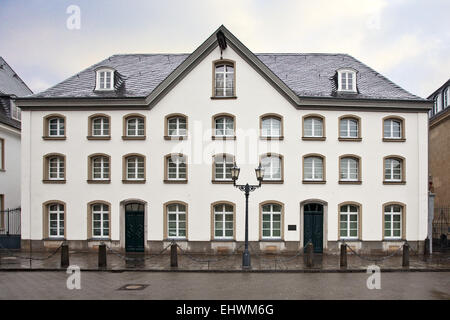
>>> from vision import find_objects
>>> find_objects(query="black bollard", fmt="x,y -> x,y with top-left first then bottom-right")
98,244 -> 107,268
306,242 -> 314,267
61,243 -> 69,268
402,243 -> 409,267
170,243 -> 178,268
340,244 -> 347,268
424,237 -> 430,256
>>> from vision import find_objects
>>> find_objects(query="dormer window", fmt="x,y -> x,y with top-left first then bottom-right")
10,99 -> 21,121
337,69 -> 357,92
95,68 -> 114,91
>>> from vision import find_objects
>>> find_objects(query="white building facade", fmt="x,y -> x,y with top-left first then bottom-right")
17,27 -> 431,253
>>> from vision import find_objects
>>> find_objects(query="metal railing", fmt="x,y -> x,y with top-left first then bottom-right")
433,207 -> 450,251
0,207 -> 21,236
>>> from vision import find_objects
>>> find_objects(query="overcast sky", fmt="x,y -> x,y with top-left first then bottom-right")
0,0 -> 449,98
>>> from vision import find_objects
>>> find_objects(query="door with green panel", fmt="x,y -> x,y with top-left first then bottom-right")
125,203 -> 145,252
303,203 -> 323,253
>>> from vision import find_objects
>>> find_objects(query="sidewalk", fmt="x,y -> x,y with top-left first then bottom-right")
1,247 -> 450,272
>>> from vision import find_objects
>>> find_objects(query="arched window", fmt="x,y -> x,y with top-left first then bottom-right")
303,114 -> 325,139
213,61 -> 235,97
123,114 -> 145,139
260,114 -> 283,139
383,117 -> 405,141
212,202 -> 235,239
339,115 -> 361,140
123,154 -> 145,182
43,153 -> 66,183
43,201 -> 66,239
43,114 -> 66,139
88,202 -> 110,238
339,155 -> 361,183
260,154 -> 283,182
383,156 -> 405,184
88,114 -> 110,139
213,113 -> 235,139
383,203 -> 405,240
303,154 -> 325,183
212,154 -> 234,182
165,154 -> 187,183
165,202 -> 187,239
337,69 -> 357,92
88,154 -> 110,182
339,203 -> 361,239
260,202 -> 283,240
165,114 -> 187,139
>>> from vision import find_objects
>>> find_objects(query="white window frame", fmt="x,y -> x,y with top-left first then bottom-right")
261,204 -> 282,240
215,116 -> 234,137
339,118 -> 358,138
261,117 -> 281,138
92,203 -> 109,238
384,158 -> 402,181
92,117 -> 110,136
383,119 -> 402,139
384,205 -> 402,239
48,156 -> 64,180
167,155 -> 187,181
436,93 -> 442,112
168,116 -> 187,137
10,99 -> 21,121
261,156 -> 282,181
126,117 -> 145,137
340,205 -> 359,239
95,68 -> 114,91
214,63 -> 234,97
92,156 -> 109,180
48,117 -> 65,137
304,117 -> 323,137
167,204 -> 187,239
48,204 -> 64,238
338,69 -> 357,92
304,157 -> 324,181
214,204 -> 234,239
0,138 -> 4,170
444,87 -> 449,108
126,156 -> 144,180
340,157 -> 358,181
214,155 -> 233,181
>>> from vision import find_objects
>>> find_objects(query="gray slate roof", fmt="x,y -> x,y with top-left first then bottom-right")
30,53 -> 424,101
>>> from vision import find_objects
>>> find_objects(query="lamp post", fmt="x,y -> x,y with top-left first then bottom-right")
231,164 -> 263,269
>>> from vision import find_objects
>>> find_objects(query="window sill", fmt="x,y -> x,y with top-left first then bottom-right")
302,180 -> 326,184
42,179 -> 66,184
164,136 -> 188,141
383,181 -> 406,185
338,239 -> 362,242
122,179 -> 146,184
382,239 -> 405,242
338,137 -> 362,142
302,137 -> 326,141
211,96 -> 237,100
211,239 -> 235,242
165,238 -> 188,241
259,239 -> 284,242
383,138 -> 406,142
122,136 -> 146,140
87,238 -> 111,242
212,136 -> 236,140
87,180 -> 111,184
43,238 -> 65,241
261,180 -> 284,184
87,136 -> 111,140
42,136 -> 66,141
211,180 -> 233,184
260,136 -> 284,141
339,180 -> 362,185
164,179 -> 188,184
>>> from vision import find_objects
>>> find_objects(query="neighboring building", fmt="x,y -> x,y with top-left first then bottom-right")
0,57 -> 33,228
16,26 -> 431,254
428,78 -> 450,207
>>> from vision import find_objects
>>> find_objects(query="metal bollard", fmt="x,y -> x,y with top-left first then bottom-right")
424,237 -> 430,256
340,244 -> 347,268
61,243 -> 69,268
98,244 -> 107,268
402,243 -> 409,267
170,243 -> 178,268
305,242 -> 314,267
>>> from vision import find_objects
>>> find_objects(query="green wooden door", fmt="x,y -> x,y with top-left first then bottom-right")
125,203 -> 145,252
303,203 -> 323,253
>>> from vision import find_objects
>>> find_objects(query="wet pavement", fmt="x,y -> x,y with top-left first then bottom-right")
1,247 -> 450,272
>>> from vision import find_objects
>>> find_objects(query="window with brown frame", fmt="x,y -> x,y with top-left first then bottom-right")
211,201 -> 235,240
260,201 -> 284,240
164,154 -> 187,183
338,115 -> 361,141
122,114 -> 146,140
42,201 -> 66,239
43,114 -> 66,140
164,201 -> 188,240
339,155 -> 361,184
383,202 -> 406,240
212,154 -> 234,183
165,114 -> 188,140
87,201 -> 111,239
43,153 -> 66,183
88,114 -> 111,140
260,114 -> 283,140
212,60 -> 236,98
383,156 -> 406,184
302,114 -> 325,140
302,154 -> 326,183
338,202 -> 361,240
260,153 -> 283,183
383,116 -> 405,142
212,113 -> 236,140
122,154 -> 146,183
88,154 -> 110,183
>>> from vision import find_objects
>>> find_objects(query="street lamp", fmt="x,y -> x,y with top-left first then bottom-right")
231,164 -> 264,269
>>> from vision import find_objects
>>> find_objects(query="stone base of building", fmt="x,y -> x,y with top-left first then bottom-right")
20,239 -> 425,255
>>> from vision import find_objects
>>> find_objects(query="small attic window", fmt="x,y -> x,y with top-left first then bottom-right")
337,69 -> 357,92
95,68 -> 114,91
